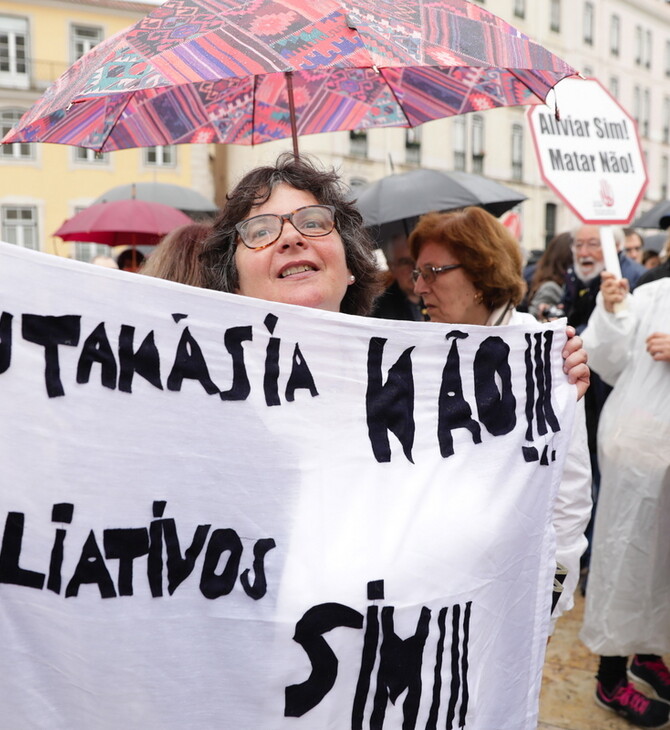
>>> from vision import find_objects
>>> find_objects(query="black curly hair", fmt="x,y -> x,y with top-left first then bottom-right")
200,153 -> 381,316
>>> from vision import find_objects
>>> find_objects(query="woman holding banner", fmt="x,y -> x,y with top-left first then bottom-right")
202,153 -> 588,395
409,206 -> 592,628
202,155 -> 590,624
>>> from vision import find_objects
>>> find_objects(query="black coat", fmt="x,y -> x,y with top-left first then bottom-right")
370,281 -> 425,321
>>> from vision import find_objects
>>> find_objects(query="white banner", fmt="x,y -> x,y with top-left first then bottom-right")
0,242 -> 575,730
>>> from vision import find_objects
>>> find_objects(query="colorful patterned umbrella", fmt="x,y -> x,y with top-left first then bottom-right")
53,199 -> 193,247
3,0 -> 577,154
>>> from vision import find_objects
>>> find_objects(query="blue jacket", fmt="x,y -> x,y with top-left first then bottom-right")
561,252 -> 647,459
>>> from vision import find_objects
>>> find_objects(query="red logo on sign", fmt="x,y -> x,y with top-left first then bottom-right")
500,211 -> 522,241
600,179 -> 614,207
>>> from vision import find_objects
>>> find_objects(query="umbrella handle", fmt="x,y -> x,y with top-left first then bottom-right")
285,72 -> 299,158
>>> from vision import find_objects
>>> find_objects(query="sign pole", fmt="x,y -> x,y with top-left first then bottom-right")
599,227 -> 621,279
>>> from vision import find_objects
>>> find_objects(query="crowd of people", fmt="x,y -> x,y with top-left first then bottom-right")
89,153 -> 668,729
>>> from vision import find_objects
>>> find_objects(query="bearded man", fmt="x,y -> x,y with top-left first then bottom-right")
563,225 -> 645,333
562,225 -> 645,587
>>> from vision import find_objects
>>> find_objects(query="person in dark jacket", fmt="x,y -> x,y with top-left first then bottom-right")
637,238 -> 670,286
116,248 -> 146,273
638,258 -> 670,285
371,233 -> 425,321
561,224 -> 646,584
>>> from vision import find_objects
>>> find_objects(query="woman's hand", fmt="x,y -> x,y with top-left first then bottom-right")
563,326 -> 590,400
646,332 -> 670,362
600,271 -> 629,312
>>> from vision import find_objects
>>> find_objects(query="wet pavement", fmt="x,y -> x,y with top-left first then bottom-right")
539,592 -> 670,729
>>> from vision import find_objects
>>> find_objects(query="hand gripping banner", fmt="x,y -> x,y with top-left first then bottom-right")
0,242 -> 575,730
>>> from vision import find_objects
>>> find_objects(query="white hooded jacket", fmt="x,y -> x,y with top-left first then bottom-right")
579,279 -> 670,655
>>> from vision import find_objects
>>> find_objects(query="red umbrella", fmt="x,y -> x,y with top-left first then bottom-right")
3,0 -> 577,155
53,199 -> 193,247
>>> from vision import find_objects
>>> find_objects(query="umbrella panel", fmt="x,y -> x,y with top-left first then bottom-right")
57,231 -> 161,247
355,168 -> 526,228
8,66 -> 564,152
53,199 -> 192,246
93,182 -> 218,216
643,233 -> 667,252
632,200 -> 670,229
3,0 -> 576,152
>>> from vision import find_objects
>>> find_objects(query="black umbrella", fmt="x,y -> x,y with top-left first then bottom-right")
643,233 -> 666,253
93,182 -> 218,220
631,200 -> 670,230
355,169 -> 527,229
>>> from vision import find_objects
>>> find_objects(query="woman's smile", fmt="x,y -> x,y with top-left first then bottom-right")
234,184 -> 353,312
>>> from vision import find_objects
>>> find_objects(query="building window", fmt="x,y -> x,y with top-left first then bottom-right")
0,108 -> 32,159
453,117 -> 466,171
68,205 -> 107,261
662,156 -> 669,200
583,3 -> 594,45
642,88 -> 650,138
71,25 -> 102,62
609,76 -> 619,99
644,30 -> 652,70
633,86 -> 641,128
0,15 -> 29,89
635,26 -> 643,65
405,127 -> 421,165
471,115 -> 484,175
663,97 -> 670,143
550,0 -> 561,33
349,130 -> 367,158
74,147 -> 108,164
583,66 -> 593,78
544,203 -> 557,247
511,124 -> 523,182
666,40 -> 670,77
73,242 -> 109,262
2,205 -> 38,249
609,15 -> 620,56
144,145 -> 177,167
514,0 -> 525,19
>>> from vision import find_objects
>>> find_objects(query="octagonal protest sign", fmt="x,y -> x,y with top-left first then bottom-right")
527,77 -> 648,225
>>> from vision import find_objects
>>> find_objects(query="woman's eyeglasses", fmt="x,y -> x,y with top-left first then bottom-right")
411,263 -> 462,284
235,205 -> 336,250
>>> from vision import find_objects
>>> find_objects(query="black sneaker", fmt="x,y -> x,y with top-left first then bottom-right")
595,680 -> 670,728
630,657 -> 670,704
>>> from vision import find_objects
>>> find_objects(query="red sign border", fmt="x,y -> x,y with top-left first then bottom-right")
526,77 -> 649,225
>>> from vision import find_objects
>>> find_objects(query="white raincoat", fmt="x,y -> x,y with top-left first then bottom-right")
580,278 -> 670,655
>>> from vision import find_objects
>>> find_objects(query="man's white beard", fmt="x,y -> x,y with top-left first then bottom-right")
574,259 -> 605,283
